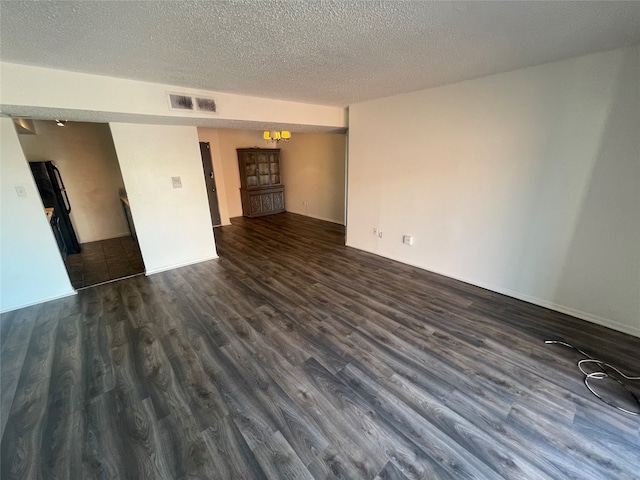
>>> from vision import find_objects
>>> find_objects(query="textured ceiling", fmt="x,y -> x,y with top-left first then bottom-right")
1,1 -> 640,107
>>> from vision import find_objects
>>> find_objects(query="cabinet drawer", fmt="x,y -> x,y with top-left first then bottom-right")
241,187 -> 285,218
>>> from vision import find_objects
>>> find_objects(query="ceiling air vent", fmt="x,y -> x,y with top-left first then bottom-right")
168,93 -> 194,111
195,97 -> 216,113
168,93 -> 217,114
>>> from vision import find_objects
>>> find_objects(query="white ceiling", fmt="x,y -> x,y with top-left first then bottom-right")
1,1 -> 640,107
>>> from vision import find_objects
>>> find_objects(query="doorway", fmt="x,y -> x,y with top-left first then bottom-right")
17,119 -> 145,289
199,141 -> 222,227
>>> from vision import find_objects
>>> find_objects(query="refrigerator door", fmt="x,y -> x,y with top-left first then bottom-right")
29,161 -> 81,254
29,161 -> 57,208
51,164 -> 72,214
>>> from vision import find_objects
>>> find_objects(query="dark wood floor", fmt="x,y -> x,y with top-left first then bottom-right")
2,213 -> 639,480
65,235 -> 145,289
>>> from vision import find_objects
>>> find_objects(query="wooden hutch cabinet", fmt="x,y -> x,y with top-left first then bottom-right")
237,148 -> 285,217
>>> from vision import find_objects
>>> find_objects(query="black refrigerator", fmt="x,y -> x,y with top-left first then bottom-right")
29,161 -> 81,254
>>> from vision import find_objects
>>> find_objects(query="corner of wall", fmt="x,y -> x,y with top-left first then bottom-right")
0,118 -> 75,312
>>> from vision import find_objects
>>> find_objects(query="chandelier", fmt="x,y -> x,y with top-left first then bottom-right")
263,130 -> 291,143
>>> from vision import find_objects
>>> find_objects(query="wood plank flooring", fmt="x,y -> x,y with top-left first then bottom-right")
2,212 -> 639,479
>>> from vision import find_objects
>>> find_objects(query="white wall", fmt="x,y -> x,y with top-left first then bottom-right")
109,124 -> 217,275
347,46 -> 640,337
0,62 -> 346,130
280,133 -> 346,224
0,118 -> 75,312
18,121 -> 129,243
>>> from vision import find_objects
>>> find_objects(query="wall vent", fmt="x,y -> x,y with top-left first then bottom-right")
168,93 -> 217,114
168,93 -> 194,111
195,97 -> 217,113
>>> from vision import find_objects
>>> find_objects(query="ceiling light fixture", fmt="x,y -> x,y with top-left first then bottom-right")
263,130 -> 291,143
55,119 -> 67,127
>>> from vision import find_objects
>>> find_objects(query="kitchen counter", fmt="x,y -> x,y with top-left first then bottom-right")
45,207 -> 54,222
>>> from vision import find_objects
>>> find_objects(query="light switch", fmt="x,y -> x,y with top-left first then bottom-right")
171,176 -> 182,189
15,186 -> 27,197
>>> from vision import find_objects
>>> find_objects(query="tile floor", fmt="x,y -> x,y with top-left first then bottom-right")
64,235 -> 145,289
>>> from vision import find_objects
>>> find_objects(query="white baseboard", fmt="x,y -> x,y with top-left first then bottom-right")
481,286 -> 640,338
344,243 -> 640,338
0,290 -> 77,314
286,209 -> 344,225
79,230 -> 133,244
145,254 -> 219,276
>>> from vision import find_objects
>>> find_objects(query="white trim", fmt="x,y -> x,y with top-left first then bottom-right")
79,230 -> 134,244
75,272 -> 145,291
344,243 -> 640,338
0,290 -> 77,314
144,254 -> 219,276
344,128 -> 349,229
462,277 -> 640,338
286,209 -> 344,225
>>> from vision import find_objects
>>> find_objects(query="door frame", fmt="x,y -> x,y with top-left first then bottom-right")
199,141 -> 222,227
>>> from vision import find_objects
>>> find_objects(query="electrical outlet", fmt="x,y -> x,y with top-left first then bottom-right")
403,234 -> 413,245
373,227 -> 378,236
303,200 -> 307,207
377,230 -> 383,238
15,186 -> 27,197
171,176 -> 182,189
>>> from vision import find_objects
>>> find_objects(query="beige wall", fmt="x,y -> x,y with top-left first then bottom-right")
348,45 -> 640,337
197,128 -> 346,223
0,118 -> 75,312
280,133 -> 346,224
110,124 -> 217,275
196,129 -> 230,226
18,120 -> 129,243
198,129 -> 278,219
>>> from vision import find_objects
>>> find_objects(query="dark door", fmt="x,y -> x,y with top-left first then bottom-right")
199,142 -> 222,227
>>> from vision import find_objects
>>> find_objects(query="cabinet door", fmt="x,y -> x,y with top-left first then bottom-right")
250,194 -> 263,215
269,158 -> 280,184
273,190 -> 284,211
243,152 -> 259,187
257,152 -> 271,186
261,193 -> 273,212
